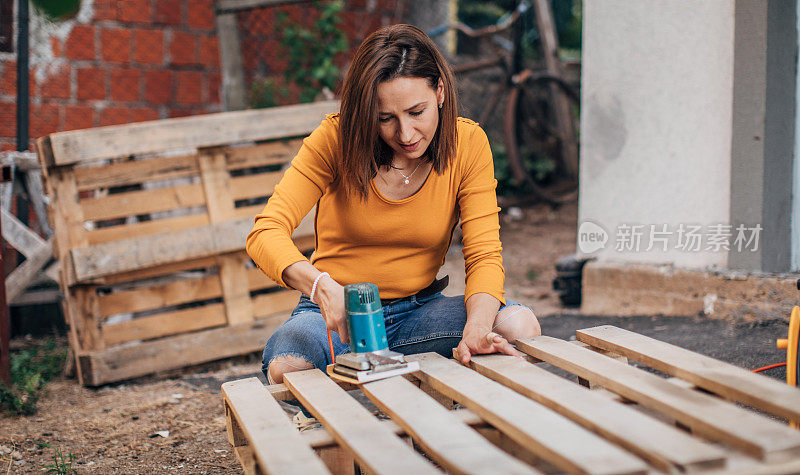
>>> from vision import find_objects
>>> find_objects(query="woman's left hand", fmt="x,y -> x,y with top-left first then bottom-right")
456,323 -> 523,364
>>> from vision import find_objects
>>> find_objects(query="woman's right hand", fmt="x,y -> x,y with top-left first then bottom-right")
315,274 -> 349,343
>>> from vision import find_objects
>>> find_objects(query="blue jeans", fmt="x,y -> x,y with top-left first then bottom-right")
261,292 -> 530,379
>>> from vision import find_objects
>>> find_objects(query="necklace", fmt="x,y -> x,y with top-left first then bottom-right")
393,160 -> 422,185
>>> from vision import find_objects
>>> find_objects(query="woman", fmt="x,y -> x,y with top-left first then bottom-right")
246,24 -> 541,385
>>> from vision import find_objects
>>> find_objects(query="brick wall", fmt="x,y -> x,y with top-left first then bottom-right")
0,0 -> 404,151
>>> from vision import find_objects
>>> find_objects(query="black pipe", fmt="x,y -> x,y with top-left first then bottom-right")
16,0 -> 29,151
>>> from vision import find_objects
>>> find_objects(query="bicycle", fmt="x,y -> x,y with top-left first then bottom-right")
429,0 -> 580,206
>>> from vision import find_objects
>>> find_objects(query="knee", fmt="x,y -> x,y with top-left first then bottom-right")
267,355 -> 314,384
493,306 -> 541,344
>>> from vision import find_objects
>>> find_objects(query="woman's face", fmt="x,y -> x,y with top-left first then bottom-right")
376,76 -> 445,162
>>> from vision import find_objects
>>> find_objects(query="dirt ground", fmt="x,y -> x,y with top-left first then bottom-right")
1,201 -> 792,473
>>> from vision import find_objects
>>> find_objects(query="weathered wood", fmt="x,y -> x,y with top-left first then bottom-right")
576,325 -> 800,424
80,182 -> 206,222
86,212 -> 211,245
517,336 -> 800,463
80,315 -> 286,386
222,377 -> 330,474
283,370 -> 439,475
98,274 -> 222,318
75,154 -> 199,191
23,168 -> 53,237
406,353 -> 649,475
47,101 -> 338,165
251,290 -> 301,319
225,140 -> 303,171
6,237 -> 53,303
71,217 -> 253,282
102,303 -> 226,346
1,207 -> 46,257
361,375 -> 540,474
466,354 -> 727,472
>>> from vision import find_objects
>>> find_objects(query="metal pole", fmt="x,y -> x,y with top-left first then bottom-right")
15,0 -> 29,151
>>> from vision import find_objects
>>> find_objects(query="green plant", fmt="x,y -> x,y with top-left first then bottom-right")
31,0 -> 81,21
492,142 -> 555,197
0,340 -> 66,415
277,0 -> 348,103
37,443 -> 77,475
248,77 -> 279,109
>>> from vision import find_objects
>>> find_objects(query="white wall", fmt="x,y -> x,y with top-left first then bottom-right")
794,0 -> 800,272
578,0 -> 735,268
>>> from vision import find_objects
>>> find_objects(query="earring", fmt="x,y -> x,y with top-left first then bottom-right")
438,103 -> 443,109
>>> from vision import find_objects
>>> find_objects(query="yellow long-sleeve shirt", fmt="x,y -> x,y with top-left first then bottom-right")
246,113 -> 505,304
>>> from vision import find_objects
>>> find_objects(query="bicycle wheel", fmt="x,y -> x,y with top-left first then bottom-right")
503,71 -> 579,206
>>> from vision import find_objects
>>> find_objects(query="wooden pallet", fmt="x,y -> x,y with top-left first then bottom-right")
222,325 -> 800,474
35,100 -> 339,386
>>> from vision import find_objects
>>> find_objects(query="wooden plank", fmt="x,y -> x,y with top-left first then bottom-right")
360,374 -> 540,474
576,325 -> 800,424
229,171 -> 282,201
48,100 -> 338,165
71,217 -> 253,282
102,303 -> 226,346
80,182 -> 206,221
516,336 -> 800,463
98,274 -> 222,318
251,290 -> 300,319
465,354 -> 727,472
1,207 -> 46,257
98,256 -> 218,285
79,314 -> 287,386
222,377 -> 330,474
225,140 -> 302,171
199,150 -> 255,325
405,353 -> 649,475
75,154 -> 199,191
283,370 -> 439,475
86,212 -> 210,245
6,237 -> 53,303
23,169 -> 53,237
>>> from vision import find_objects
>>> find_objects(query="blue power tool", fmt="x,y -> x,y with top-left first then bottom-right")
328,283 -> 420,384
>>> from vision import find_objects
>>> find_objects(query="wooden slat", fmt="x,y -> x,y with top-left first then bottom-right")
576,325 -> 800,423
86,212 -> 210,245
283,370 -> 439,475
361,375 -> 540,474
71,217 -> 253,282
48,100 -> 338,165
79,314 -> 287,386
98,274 -> 222,318
517,336 -> 800,463
465,354 -> 727,472
229,171 -> 282,201
1,208 -> 47,257
252,290 -> 301,319
225,139 -> 302,171
6,238 -> 53,303
102,303 -> 226,346
74,153 -> 199,191
98,256 -> 218,285
222,377 -> 330,474
406,353 -> 648,475
80,182 -> 205,221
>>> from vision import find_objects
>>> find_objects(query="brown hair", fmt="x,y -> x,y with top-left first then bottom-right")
337,24 -> 458,199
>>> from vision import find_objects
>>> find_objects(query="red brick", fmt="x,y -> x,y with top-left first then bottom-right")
207,71 -> 220,105
130,106 -> 160,123
169,31 -> 197,66
187,0 -> 215,30
110,68 -> 142,102
1,61 -> 17,97
101,28 -> 132,64
155,0 -> 182,25
0,142 -> 15,152
30,103 -> 62,139
40,65 -> 72,99
168,108 -> 205,118
99,107 -> 131,126
65,24 -> 96,61
198,35 -> 219,68
144,70 -> 172,104
94,0 -> 118,21
118,0 -> 152,23
175,70 -> 203,104
0,102 -> 16,137
64,105 -> 95,131
77,67 -> 106,100
133,29 -> 165,65
50,37 -> 62,58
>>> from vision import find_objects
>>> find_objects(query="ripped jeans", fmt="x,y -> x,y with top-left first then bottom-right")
261,292 -> 531,380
